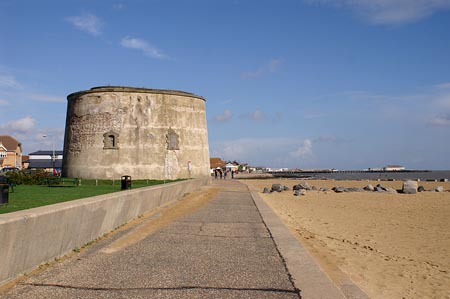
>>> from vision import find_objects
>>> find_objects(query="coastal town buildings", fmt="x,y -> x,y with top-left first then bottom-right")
0,135 -> 22,170
27,150 -> 63,174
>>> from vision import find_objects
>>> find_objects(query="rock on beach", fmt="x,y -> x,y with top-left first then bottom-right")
402,180 -> 418,194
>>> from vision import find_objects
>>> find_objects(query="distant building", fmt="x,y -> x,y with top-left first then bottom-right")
383,165 -> 405,171
22,155 -> 30,169
210,157 -> 226,170
225,163 -> 238,172
27,150 -> 63,174
0,135 -> 22,169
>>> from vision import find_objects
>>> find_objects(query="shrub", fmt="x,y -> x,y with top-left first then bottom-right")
6,169 -> 50,185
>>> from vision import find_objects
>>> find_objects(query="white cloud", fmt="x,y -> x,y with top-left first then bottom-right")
121,37 -> 168,59
434,82 -> 450,89
214,109 -> 233,122
0,116 -> 36,134
240,109 -> 267,121
305,0 -> 450,24
239,109 -> 283,122
66,13 -> 103,36
268,59 -> 282,72
210,137 -> 315,168
250,109 -> 267,121
241,58 -> 283,79
0,73 -> 22,89
289,139 -> 313,159
428,114 -> 450,126
434,94 -> 450,109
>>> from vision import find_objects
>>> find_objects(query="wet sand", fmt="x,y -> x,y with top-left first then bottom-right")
241,179 -> 450,299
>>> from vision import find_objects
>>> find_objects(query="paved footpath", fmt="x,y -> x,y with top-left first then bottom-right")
1,180 -> 366,299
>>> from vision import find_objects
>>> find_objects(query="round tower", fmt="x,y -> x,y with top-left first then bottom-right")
62,86 -> 210,180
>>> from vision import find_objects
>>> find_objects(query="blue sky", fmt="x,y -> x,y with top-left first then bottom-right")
1,0 -> 450,170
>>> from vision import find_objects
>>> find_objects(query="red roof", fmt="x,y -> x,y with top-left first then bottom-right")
0,135 -> 21,151
210,157 -> 226,168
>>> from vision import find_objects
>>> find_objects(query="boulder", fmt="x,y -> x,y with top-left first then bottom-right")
283,185 -> 291,191
333,186 -> 346,193
385,187 -> 398,194
271,184 -> 284,192
293,182 -> 313,190
263,187 -> 272,194
375,186 -> 385,192
418,186 -> 426,192
364,184 -> 375,191
319,187 -> 329,192
435,186 -> 444,193
344,187 -> 364,192
402,180 -> 418,194
376,184 -> 388,191
294,190 -> 306,196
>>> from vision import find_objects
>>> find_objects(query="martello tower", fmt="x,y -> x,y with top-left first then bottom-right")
62,86 -> 210,180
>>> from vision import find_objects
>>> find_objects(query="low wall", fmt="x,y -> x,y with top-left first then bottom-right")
0,178 -> 209,286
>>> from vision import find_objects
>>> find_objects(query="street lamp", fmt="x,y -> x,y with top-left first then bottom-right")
43,135 -> 56,176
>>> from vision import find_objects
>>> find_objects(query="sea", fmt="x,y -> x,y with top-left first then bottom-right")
271,170 -> 450,181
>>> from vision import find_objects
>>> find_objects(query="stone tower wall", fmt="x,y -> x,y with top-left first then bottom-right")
62,86 -> 210,180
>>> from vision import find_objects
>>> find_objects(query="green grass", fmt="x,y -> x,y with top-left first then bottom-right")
0,179 -> 179,214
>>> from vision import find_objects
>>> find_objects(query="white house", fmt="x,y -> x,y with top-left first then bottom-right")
225,163 -> 238,172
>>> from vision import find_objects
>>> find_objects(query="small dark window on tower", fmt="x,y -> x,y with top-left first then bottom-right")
166,128 -> 179,150
103,131 -> 119,149
108,135 -> 115,147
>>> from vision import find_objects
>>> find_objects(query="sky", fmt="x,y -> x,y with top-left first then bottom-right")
1,0 -> 450,170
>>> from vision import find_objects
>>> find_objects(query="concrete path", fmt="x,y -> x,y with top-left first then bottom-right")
0,180 -> 366,299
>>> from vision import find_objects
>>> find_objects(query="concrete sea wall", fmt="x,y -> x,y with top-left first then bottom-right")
0,178 -> 209,286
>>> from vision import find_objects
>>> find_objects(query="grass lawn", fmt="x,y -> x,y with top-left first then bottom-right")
0,179 -> 176,214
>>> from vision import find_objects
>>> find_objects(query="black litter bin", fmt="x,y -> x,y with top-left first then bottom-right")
121,175 -> 131,190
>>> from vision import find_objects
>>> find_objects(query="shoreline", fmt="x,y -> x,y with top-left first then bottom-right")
235,170 -> 450,182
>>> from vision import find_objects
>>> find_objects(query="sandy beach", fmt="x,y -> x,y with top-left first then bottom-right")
241,179 -> 450,299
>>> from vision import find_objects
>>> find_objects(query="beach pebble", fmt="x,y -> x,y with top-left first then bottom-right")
319,187 -> 329,192
402,180 -> 418,194
283,185 -> 291,191
435,186 -> 444,193
418,186 -> 426,192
